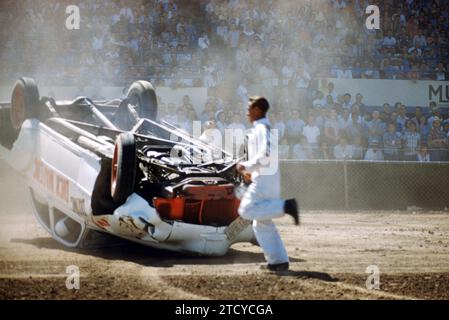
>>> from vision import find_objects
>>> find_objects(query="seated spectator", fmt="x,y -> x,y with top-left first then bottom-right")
174,108 -> 193,134
313,91 -> 327,108
362,61 -> 380,79
435,63 -> 447,81
198,32 -> 210,50
336,62 -> 353,79
315,106 -> 329,132
417,144 -> 431,162
351,136 -> 364,160
215,110 -> 227,134
401,120 -> 420,161
320,140 -> 332,160
383,123 -> 402,161
382,31 -> 397,48
278,138 -> 291,160
285,110 -> 305,143
334,136 -> 353,160
272,111 -> 286,140
199,120 -> 220,147
364,140 -> 384,161
161,103 -> 178,124
341,93 -> 352,109
413,32 -> 427,48
227,114 -> 246,131
324,109 -> 340,146
292,136 -> 313,160
338,108 -> 351,133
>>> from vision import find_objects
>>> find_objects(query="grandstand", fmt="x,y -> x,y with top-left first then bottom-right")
0,0 -> 448,161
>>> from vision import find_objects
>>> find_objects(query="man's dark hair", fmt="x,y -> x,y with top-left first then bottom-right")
249,96 -> 270,113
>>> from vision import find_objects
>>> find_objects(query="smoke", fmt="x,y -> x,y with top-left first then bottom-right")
0,0 -> 371,105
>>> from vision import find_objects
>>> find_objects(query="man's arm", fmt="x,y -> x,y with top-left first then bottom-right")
239,123 -> 271,173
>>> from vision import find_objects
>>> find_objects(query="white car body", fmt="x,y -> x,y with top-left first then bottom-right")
0,119 -> 254,256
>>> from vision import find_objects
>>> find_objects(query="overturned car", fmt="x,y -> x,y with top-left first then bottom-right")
0,77 -> 254,255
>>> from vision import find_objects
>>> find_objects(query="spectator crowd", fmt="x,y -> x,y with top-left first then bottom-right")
0,0 -> 448,161
157,86 -> 449,162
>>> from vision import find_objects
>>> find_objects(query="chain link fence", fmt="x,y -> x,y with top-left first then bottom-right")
280,160 -> 449,210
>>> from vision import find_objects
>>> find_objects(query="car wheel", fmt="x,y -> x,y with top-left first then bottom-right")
111,132 -> 137,205
10,77 -> 40,130
126,80 -> 158,120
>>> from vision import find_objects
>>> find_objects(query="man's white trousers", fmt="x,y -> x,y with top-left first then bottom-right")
238,174 -> 289,265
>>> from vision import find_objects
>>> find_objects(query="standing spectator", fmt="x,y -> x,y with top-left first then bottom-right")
326,82 -> 338,103
401,121 -> 420,161
367,110 -> 387,146
302,115 -> 321,157
227,23 -> 241,49
396,103 -> 409,130
410,107 -> 424,126
427,104 -> 441,126
383,123 -> 402,161
352,93 -> 366,112
428,118 -> 448,161
389,112 -> 403,132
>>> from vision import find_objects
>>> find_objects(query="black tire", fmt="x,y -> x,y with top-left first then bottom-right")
111,132 -> 137,205
10,77 -> 40,130
126,80 -> 158,120
91,158 -> 120,215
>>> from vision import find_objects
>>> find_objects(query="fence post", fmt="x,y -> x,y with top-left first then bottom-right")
343,161 -> 349,209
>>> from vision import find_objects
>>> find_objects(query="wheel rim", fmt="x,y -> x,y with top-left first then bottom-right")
11,84 -> 25,130
111,144 -> 119,197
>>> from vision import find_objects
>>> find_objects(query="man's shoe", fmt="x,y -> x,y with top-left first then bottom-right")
284,199 -> 300,225
260,262 -> 289,272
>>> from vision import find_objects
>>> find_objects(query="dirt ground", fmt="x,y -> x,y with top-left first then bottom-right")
1,161 -> 449,300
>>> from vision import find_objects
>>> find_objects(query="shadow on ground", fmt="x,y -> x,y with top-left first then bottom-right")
11,237 -> 305,267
